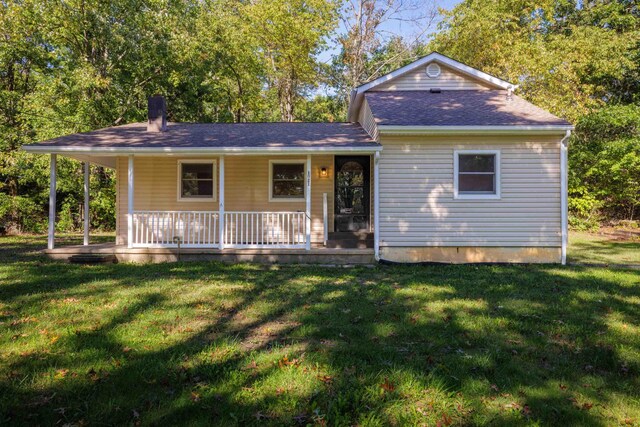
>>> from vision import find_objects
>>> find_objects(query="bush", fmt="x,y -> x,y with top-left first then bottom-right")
0,193 -> 47,233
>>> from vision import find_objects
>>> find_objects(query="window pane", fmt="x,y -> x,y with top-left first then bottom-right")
459,174 -> 495,193
459,155 -> 495,173
273,163 -> 304,180
182,179 -> 213,197
182,163 -> 213,180
273,180 -> 304,198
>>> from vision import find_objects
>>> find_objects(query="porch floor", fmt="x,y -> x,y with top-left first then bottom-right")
44,243 -> 375,265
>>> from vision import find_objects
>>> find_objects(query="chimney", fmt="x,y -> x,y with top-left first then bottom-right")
147,95 -> 167,132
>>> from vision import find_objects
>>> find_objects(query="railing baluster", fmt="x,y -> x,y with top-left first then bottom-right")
131,211 -> 308,248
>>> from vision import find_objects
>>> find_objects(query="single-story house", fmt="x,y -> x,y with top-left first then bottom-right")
23,52 -> 573,264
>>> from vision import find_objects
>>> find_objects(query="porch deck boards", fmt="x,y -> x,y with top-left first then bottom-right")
44,244 -> 375,265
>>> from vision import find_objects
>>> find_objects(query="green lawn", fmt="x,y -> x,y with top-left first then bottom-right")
569,231 -> 640,266
1,236 -> 639,426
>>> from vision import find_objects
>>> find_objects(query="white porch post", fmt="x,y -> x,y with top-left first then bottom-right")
305,155 -> 311,250
47,154 -> 57,250
83,162 -> 90,246
127,155 -> 134,248
374,151 -> 380,261
218,155 -> 225,250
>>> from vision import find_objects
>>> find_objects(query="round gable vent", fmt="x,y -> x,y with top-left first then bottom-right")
426,62 -> 441,78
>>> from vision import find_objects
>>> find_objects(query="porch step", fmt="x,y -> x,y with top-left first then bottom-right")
326,232 -> 374,249
68,254 -> 117,264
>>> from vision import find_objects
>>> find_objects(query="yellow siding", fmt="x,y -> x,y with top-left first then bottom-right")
378,135 -> 562,247
116,155 -> 335,245
358,98 -> 378,141
372,62 -> 494,91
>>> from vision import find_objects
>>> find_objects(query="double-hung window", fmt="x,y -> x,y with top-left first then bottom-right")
178,160 -> 217,201
454,150 -> 500,199
269,160 -> 305,201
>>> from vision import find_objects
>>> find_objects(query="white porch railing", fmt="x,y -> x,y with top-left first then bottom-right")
224,211 -> 306,248
131,210 -> 307,249
132,211 -> 219,248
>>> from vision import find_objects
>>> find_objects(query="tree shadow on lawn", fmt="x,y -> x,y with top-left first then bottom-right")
0,248 -> 639,425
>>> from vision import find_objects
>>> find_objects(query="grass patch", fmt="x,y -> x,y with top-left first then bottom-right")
0,235 -> 639,426
569,231 -> 640,265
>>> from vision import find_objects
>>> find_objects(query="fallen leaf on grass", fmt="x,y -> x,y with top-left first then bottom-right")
190,392 -> 200,402
380,377 -> 396,393
317,374 -> 333,385
436,413 -> 452,427
278,356 -> 301,368
242,360 -> 258,371
87,368 -> 109,383
54,369 -> 69,379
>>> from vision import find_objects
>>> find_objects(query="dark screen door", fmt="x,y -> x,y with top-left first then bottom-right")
334,156 -> 370,232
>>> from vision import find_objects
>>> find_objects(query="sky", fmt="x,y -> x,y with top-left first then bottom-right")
317,0 -> 462,65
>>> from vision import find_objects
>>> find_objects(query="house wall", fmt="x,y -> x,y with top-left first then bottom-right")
377,134 -> 562,263
115,155 -> 337,246
372,62 -> 494,91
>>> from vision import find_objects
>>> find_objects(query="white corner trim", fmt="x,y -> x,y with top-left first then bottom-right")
560,130 -> 571,265
268,159 -> 306,203
453,149 -> 501,200
373,151 -> 380,261
377,125 -> 575,136
177,159 -> 218,202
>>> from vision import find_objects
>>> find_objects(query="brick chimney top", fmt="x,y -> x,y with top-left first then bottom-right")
147,95 -> 167,132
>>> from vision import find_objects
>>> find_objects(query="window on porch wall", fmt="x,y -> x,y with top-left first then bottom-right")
269,161 -> 305,201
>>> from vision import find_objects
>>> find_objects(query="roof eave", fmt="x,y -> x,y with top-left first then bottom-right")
377,125 -> 575,136
22,145 -> 382,156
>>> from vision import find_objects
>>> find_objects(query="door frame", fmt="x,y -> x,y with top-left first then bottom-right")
334,155 -> 371,232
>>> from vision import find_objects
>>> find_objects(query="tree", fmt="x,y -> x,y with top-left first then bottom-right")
432,0 -> 640,122
569,105 -> 640,227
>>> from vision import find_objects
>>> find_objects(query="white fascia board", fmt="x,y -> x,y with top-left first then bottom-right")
22,145 -> 382,156
377,125 -> 575,136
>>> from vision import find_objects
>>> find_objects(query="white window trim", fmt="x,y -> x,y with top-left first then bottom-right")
453,149 -> 501,200
177,159 -> 217,202
268,159 -> 306,202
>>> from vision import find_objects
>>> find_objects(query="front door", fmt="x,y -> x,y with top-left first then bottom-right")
334,156 -> 370,232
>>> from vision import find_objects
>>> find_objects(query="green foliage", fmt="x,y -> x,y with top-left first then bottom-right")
432,0 -> 640,122
570,104 -> 640,223
0,0 -> 338,233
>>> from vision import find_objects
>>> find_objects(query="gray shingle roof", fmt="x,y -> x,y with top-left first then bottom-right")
24,122 -> 378,150
365,90 -> 571,127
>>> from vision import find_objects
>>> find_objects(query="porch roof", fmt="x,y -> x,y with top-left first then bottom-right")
23,122 -> 380,157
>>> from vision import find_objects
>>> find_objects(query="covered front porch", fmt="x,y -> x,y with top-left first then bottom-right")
44,150 -> 380,263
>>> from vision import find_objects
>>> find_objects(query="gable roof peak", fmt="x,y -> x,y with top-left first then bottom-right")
347,52 -> 516,122
357,52 -> 514,93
